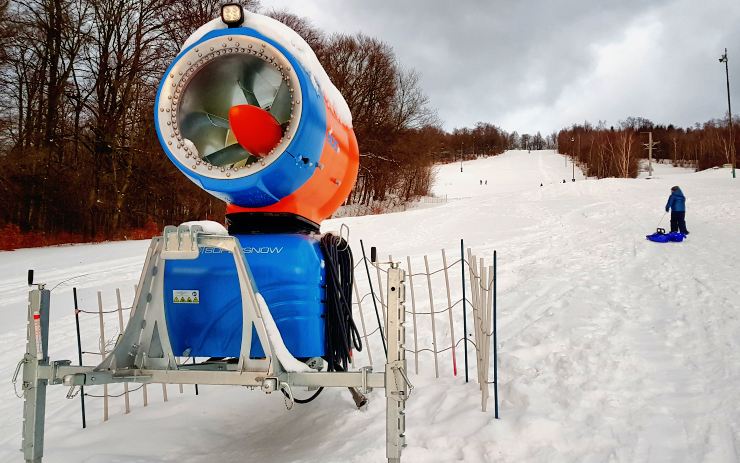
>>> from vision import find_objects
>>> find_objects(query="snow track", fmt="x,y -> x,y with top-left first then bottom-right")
1,150 -> 739,462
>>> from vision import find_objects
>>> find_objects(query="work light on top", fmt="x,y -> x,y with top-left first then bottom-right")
221,3 -> 244,27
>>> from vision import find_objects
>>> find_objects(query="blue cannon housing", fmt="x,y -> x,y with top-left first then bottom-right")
154,27 -> 327,209
163,233 -> 326,359
153,13 -> 358,365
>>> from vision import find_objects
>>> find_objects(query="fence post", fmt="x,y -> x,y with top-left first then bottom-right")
479,258 -> 489,395
479,264 -> 489,411
480,259 -> 488,390
115,288 -> 131,414
461,239 -> 469,383
466,249 -> 480,389
473,260 -> 484,391
406,256 -> 419,375
424,255 -> 440,378
441,249 -> 457,376
483,265 -> 494,412
96,291 -> 109,422
72,288 -> 86,428
493,250 -> 499,419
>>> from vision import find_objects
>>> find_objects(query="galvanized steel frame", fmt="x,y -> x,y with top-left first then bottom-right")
19,226 -> 410,462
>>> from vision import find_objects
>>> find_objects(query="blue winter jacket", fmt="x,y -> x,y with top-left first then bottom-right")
665,188 -> 686,212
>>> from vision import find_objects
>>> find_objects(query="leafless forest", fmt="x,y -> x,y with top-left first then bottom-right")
558,117 -> 738,179
0,0 -> 735,249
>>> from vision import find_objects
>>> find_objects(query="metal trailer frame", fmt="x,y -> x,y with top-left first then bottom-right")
18,225 -> 410,463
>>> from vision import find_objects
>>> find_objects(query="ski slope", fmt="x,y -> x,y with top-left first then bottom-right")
1,150 -> 739,462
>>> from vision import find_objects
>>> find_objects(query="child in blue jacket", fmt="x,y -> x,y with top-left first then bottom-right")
665,186 -> 689,235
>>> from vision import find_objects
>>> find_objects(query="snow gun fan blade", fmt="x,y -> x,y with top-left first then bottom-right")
174,51 -> 291,167
202,143 -> 252,167
228,104 -> 282,157
268,80 -> 293,125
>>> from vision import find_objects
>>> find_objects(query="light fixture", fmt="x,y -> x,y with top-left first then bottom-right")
221,3 -> 244,28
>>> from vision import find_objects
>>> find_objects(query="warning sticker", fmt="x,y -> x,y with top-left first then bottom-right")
173,290 -> 199,304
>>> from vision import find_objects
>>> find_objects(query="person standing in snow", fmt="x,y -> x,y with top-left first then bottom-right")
665,185 -> 689,235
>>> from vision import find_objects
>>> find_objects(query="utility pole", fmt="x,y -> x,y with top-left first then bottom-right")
641,131 -> 659,177
570,136 -> 577,181
460,143 -> 464,172
572,154 -> 575,182
719,48 -> 736,178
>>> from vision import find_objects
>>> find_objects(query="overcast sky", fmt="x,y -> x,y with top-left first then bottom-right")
264,0 -> 740,135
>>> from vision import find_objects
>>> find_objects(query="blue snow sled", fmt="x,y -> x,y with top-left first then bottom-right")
646,228 -> 685,243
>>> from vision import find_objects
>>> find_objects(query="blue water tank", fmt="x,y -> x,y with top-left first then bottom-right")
163,233 -> 326,359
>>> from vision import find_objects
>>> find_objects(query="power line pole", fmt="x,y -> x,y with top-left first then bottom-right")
575,135 -> 580,181
570,136 -> 578,181
641,131 -> 659,177
460,143 -> 464,172
719,48 -> 736,178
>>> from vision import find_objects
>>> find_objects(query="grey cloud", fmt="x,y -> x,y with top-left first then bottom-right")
266,0 -> 740,134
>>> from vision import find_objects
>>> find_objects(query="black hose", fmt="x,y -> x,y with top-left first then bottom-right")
320,234 -> 362,373
284,386 -> 324,404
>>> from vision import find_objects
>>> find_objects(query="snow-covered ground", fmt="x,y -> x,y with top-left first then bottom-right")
1,150 -> 739,462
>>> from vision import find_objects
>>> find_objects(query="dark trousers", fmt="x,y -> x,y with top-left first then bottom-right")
670,211 -> 688,234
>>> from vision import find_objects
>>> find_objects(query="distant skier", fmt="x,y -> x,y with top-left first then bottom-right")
485,180 -> 488,185
480,179 -> 483,185
665,185 -> 689,235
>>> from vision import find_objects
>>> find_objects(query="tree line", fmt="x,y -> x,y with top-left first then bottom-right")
0,0 -> 248,247
558,116 -> 738,178
2,0 -> 734,249
0,0 -> 485,247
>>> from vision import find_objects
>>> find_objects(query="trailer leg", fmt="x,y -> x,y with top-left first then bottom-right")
21,286 -> 50,462
386,265 -> 410,463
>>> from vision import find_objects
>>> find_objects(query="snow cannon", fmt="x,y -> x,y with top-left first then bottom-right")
16,7 -> 412,462
154,5 -> 359,364
155,5 -> 358,227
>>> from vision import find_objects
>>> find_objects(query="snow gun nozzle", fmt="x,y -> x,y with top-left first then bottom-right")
27,269 -> 34,286
370,246 -> 377,263
656,228 -> 666,235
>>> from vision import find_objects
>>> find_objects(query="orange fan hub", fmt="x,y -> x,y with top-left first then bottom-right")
229,105 -> 282,157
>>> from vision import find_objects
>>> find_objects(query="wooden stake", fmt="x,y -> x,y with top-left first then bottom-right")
97,291 -> 108,422
441,249 -> 457,376
466,249 -> 480,387
479,265 -> 488,410
406,256 -> 420,374
115,289 -> 131,414
133,285 -> 148,406
477,259 -> 486,391
424,255 -> 440,378
482,266 -> 494,412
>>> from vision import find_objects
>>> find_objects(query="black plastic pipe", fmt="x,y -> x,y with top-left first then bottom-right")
73,288 -> 87,428
359,240 -> 387,356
